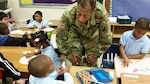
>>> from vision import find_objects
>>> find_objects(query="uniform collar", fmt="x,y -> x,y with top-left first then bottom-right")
130,30 -> 145,41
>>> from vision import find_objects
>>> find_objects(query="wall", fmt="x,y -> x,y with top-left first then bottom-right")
7,0 -> 66,27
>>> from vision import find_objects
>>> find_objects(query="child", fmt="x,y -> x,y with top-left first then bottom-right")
28,55 -> 74,84
0,23 -> 27,46
0,53 -> 25,84
25,30 -> 60,70
26,11 -> 49,29
0,12 -> 16,32
119,17 -> 150,67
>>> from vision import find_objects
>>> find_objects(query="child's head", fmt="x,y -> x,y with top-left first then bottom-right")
34,11 -> 43,22
134,17 -> 150,39
28,55 -> 54,77
0,12 -> 9,24
31,31 -> 49,49
0,23 -> 10,35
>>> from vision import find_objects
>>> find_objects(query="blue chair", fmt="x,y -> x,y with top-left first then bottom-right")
101,43 -> 120,69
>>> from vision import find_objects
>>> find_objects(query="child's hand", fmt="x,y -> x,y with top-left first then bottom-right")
33,25 -> 38,29
122,59 -> 130,67
63,67 -> 69,73
56,66 -> 63,73
10,23 -> 16,28
24,52 -> 34,58
12,78 -> 25,84
41,26 -> 46,29
34,49 -> 41,55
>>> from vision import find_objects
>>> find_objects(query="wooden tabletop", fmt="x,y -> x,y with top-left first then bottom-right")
0,46 -> 35,72
48,20 -> 59,27
69,66 -> 117,84
121,73 -> 150,84
9,27 -> 35,39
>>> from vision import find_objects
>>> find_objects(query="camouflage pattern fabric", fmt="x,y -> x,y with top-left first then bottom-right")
56,1 -> 112,66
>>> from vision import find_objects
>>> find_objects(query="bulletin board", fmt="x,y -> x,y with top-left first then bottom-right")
19,0 -> 104,7
19,0 -> 77,7
112,0 -> 150,22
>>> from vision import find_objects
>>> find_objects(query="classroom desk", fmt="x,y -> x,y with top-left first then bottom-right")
0,46 -> 35,72
9,27 -> 35,39
48,20 -> 59,27
121,73 -> 150,84
69,66 -> 117,84
9,27 -> 56,39
114,54 -> 150,78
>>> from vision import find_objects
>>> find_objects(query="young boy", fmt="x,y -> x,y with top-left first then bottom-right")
28,55 -> 74,84
0,53 -> 25,84
0,12 -> 16,32
119,17 -> 150,67
0,23 -> 27,46
26,11 -> 49,29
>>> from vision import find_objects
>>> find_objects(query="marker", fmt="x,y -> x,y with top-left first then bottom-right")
132,68 -> 138,73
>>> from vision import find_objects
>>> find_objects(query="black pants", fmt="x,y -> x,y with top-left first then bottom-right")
0,53 -> 21,82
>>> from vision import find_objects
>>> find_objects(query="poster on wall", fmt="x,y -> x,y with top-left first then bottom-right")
20,0 -> 77,7
34,0 -> 77,4
20,0 -> 33,5
112,0 -> 150,22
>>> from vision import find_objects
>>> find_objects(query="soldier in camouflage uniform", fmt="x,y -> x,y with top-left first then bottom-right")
56,0 -> 112,67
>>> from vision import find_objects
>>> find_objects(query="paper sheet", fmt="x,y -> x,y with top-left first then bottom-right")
10,30 -> 24,34
42,28 -> 54,32
19,55 -> 37,65
50,34 -> 58,49
114,56 -> 150,78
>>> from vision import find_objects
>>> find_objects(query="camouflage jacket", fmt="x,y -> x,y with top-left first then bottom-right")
56,1 -> 112,59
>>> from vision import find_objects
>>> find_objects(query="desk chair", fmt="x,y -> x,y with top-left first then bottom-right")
26,19 -> 31,24
101,43 -> 120,69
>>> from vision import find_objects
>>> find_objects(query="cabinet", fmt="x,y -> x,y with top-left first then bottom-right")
111,23 -> 150,43
111,23 -> 135,43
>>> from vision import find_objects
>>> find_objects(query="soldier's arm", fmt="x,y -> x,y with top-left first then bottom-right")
56,12 -> 70,56
98,14 -> 112,51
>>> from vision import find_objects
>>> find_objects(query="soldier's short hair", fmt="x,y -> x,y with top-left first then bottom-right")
77,0 -> 96,11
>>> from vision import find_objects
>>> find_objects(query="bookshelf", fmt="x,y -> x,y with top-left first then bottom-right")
111,22 -> 150,43
111,23 -> 134,43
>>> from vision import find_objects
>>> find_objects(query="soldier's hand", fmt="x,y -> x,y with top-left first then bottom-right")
69,54 -> 81,65
86,52 -> 97,64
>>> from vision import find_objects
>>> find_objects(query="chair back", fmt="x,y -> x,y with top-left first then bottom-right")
102,43 -> 120,69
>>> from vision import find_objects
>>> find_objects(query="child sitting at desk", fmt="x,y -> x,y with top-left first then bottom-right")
0,12 -> 16,32
0,53 -> 25,84
25,30 -> 60,70
0,23 -> 27,46
28,55 -> 74,84
119,17 -> 150,67
26,11 -> 49,29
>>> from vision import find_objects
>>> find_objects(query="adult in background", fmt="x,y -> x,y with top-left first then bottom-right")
56,0 -> 112,67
